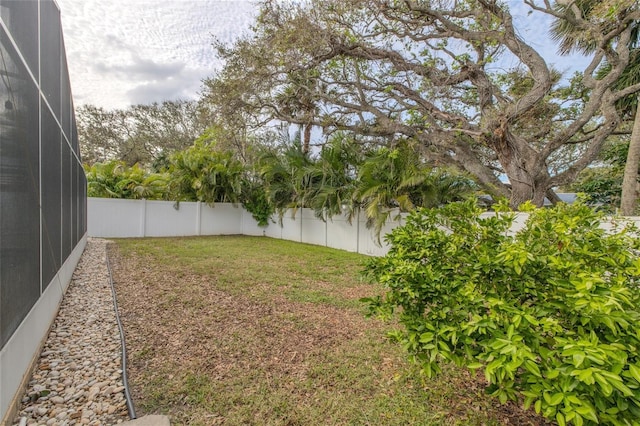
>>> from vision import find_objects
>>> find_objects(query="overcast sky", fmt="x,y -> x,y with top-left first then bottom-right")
55,0 -> 589,111
56,0 -> 258,109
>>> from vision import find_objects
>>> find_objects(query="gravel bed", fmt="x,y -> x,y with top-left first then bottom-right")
12,238 -> 130,426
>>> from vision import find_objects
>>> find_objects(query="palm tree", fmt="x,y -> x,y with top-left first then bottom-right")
352,140 -> 476,239
551,0 -> 640,214
259,137 -> 320,218
168,142 -> 244,205
308,133 -> 363,220
423,171 -> 479,209
275,71 -> 319,154
85,161 -> 126,198
85,161 -> 168,200
113,163 -> 168,200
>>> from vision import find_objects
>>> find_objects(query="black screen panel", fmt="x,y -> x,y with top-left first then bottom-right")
0,26 -> 41,348
40,104 -> 62,288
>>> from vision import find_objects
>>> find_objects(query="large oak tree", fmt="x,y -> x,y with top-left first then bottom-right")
204,0 -> 640,208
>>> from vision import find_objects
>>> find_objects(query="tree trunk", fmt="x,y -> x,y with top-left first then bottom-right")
303,123 -> 311,154
620,98 -> 640,216
493,138 -> 548,209
509,179 -> 548,209
545,189 -> 562,206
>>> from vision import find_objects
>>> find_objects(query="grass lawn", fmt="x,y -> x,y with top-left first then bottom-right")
109,235 -> 547,425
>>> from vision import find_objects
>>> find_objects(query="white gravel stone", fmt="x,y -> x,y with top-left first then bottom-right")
51,396 -> 65,405
12,239 -> 130,426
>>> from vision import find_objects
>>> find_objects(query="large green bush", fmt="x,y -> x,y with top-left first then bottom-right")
364,200 -> 640,425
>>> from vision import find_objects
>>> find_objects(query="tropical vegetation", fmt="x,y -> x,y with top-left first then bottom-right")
84,161 -> 168,200
565,139 -> 629,211
167,142 -> 244,204
85,133 -> 478,233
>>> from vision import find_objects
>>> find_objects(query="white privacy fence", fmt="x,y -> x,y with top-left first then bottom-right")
87,198 -> 401,256
88,198 -> 640,257
88,198 -> 263,238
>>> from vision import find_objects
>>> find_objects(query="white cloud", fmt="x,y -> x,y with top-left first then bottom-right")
94,54 -> 185,80
57,0 -> 258,109
126,68 -> 205,105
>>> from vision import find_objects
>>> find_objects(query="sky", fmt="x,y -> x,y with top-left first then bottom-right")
56,0 -> 259,109
55,0 -> 590,111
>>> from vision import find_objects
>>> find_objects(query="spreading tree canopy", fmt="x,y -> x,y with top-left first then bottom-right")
203,0 -> 640,208
78,100 -> 207,167
550,0 -> 640,214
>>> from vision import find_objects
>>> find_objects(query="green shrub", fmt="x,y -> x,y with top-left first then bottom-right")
364,200 -> 640,425
168,142 -> 243,204
241,179 -> 274,227
85,161 -> 168,199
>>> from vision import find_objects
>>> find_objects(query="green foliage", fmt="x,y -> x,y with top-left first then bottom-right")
258,139 -> 320,217
205,0 -> 639,207
364,200 -> 640,425
85,161 -> 168,199
569,167 -> 622,210
86,143 -> 246,206
567,139 -> 636,211
353,141 -> 427,230
304,132 -> 366,220
78,100 -> 206,167
309,133 -> 363,220
353,140 -> 476,238
168,142 -> 244,205
241,179 -> 274,227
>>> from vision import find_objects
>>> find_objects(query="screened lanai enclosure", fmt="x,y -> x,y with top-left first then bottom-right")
0,0 -> 86,422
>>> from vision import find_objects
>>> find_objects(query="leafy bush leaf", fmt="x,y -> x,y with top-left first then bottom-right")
365,200 -> 640,425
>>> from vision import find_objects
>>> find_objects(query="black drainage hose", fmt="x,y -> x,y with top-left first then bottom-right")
105,242 -> 137,420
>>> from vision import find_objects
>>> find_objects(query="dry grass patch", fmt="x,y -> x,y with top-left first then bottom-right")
109,236 -> 548,425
